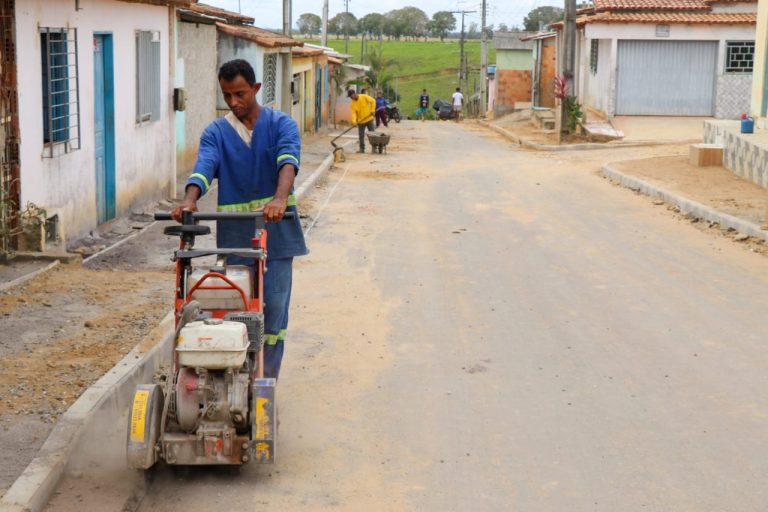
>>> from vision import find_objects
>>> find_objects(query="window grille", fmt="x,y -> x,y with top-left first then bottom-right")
262,53 -> 278,105
725,41 -> 754,74
589,39 -> 599,75
136,30 -> 160,123
41,27 -> 80,157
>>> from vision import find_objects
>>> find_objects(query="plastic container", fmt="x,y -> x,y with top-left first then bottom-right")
186,265 -> 253,310
741,116 -> 754,134
176,319 -> 248,369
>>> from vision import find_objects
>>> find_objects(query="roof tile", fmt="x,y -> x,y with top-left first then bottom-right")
584,11 -> 755,23
215,22 -> 302,48
593,0 -> 711,11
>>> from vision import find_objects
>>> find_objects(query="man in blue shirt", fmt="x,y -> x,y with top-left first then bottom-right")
375,91 -> 388,128
417,89 -> 429,121
172,59 -> 308,379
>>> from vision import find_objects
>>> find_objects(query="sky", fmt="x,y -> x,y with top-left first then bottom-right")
203,0 -> 563,31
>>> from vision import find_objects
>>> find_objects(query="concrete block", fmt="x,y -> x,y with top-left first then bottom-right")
689,143 -> 724,167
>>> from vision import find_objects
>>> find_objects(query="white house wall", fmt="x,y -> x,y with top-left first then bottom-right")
582,38 -> 615,117
15,0 -> 174,241
582,23 -> 755,118
178,21 -> 217,175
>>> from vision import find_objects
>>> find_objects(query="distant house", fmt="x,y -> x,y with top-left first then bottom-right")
524,32 -> 558,109
0,0 -> 189,251
292,45 -> 331,134
491,31 -> 536,115
555,0 -> 757,118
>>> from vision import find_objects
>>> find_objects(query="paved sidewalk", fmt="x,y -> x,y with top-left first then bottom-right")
603,153 -> 768,247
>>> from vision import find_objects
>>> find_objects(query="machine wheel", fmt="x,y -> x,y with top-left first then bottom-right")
127,383 -> 164,470
394,113 -> 401,123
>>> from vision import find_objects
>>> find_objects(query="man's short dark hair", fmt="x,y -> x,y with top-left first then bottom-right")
456,87 -> 460,92
218,59 -> 256,85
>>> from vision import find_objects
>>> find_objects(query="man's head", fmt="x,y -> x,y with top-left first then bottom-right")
347,89 -> 358,101
376,91 -> 382,98
455,87 -> 461,92
218,59 -> 261,120
422,89 -> 427,93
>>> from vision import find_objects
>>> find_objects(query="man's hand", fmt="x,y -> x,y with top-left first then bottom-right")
262,197 -> 288,223
171,199 -> 198,222
171,185 -> 202,222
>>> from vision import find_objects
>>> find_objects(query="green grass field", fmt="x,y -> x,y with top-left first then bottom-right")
306,38 -> 496,118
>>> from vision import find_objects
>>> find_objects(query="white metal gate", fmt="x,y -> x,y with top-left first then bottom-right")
616,40 -> 717,116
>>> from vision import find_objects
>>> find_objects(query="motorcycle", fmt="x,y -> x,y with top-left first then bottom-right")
433,99 -> 453,121
385,103 -> 401,123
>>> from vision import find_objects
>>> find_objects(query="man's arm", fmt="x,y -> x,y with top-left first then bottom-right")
172,128 -> 219,221
263,115 -> 301,222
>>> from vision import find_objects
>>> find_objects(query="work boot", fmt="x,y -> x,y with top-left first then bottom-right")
357,148 -> 365,153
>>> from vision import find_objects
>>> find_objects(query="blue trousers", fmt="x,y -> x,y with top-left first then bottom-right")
262,257 -> 293,379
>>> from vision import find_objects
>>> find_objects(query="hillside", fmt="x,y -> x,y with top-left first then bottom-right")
306,38 -> 497,118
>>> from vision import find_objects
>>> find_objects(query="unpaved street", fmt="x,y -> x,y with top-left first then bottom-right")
47,121 -> 768,510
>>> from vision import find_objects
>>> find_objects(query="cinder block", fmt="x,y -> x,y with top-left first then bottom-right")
689,143 -> 724,167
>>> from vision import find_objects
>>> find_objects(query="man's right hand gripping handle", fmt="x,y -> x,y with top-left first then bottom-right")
171,185 -> 202,222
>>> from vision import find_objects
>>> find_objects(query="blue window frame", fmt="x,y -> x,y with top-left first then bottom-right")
40,27 -> 80,156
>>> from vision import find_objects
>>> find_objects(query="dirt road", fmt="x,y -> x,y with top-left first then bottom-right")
45,121 -> 768,510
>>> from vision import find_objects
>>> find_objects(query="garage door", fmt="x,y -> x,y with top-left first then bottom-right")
616,40 -> 717,116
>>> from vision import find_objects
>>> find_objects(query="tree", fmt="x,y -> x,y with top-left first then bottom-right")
383,7 -> 427,40
360,12 -> 385,38
498,23 -> 509,32
398,7 -> 429,40
523,6 -> 564,31
429,11 -> 456,41
296,13 -> 322,37
483,24 -> 494,39
329,12 -> 359,39
467,21 -> 479,39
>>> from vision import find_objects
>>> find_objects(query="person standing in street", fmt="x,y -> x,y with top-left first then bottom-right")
172,59 -> 308,379
348,89 -> 376,153
452,87 -> 464,122
417,88 -> 430,121
375,91 -> 389,128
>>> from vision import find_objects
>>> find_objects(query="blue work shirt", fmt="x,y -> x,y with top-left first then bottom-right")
375,97 -> 387,111
187,107 -> 308,261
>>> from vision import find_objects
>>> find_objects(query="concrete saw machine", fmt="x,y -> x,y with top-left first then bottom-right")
127,210 -> 284,468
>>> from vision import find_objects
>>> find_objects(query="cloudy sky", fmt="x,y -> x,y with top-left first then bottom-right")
203,0 -> 562,31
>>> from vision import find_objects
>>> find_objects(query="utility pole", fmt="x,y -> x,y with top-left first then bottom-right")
450,10 -> 476,93
480,0 -> 488,118
344,0 -> 350,55
321,0 -> 329,47
560,0 -> 576,141
280,0 -> 293,115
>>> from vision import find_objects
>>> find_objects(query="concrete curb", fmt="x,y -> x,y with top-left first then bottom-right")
0,311 -> 175,512
602,163 -> 768,242
0,260 -> 60,293
478,120 -> 699,152
295,151 -> 335,201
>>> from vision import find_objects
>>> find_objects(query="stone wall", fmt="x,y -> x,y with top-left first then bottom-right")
715,74 -> 752,120
704,120 -> 768,188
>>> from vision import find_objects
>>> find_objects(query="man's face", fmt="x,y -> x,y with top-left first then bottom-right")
351,93 -> 358,101
219,75 -> 261,119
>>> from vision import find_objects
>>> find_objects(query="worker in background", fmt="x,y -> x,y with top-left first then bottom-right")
417,88 -> 430,121
452,87 -> 464,122
375,91 -> 389,128
348,89 -> 376,154
172,59 -> 308,379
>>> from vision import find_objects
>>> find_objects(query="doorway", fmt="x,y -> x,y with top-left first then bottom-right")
93,33 -> 115,223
